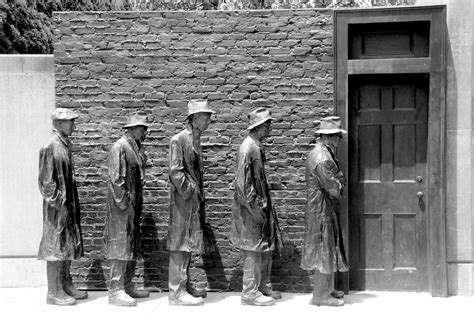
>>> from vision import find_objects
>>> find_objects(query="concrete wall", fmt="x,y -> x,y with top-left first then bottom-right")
417,0 -> 474,295
54,10 -> 334,291
0,55 -> 55,287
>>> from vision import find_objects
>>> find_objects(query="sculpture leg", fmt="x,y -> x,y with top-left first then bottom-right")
169,251 -> 203,306
46,261 -> 76,306
62,260 -> 88,299
259,251 -> 281,299
108,259 -> 137,306
241,251 -> 274,306
124,260 -> 149,298
311,270 -> 343,307
186,259 -> 207,298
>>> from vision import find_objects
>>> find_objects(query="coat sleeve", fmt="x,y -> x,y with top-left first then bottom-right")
169,138 -> 196,200
315,160 -> 343,200
108,144 -> 131,211
38,146 -> 63,209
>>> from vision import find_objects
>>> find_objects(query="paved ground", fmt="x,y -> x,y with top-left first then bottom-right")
0,288 -> 472,314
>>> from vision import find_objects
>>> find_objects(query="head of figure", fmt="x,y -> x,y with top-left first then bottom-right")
51,108 -> 78,137
123,114 -> 149,142
320,133 -> 343,148
251,120 -> 272,141
185,100 -> 215,134
315,116 -> 346,150
53,119 -> 75,136
247,108 -> 274,141
128,125 -> 148,142
189,112 -> 212,133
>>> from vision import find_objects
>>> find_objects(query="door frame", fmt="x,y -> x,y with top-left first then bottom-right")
333,5 -> 447,296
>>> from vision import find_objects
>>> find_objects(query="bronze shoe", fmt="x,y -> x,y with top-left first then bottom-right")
311,296 -> 344,307
109,290 -> 137,306
260,288 -> 282,300
125,286 -> 150,298
331,290 -> 345,299
241,294 -> 275,306
64,284 -> 88,300
169,293 -> 204,306
187,286 -> 207,298
46,291 -> 76,306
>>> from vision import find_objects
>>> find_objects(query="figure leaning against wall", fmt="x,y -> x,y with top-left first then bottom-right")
104,114 -> 150,306
300,116 -> 349,307
167,99 -> 216,306
230,108 -> 283,306
38,108 -> 87,306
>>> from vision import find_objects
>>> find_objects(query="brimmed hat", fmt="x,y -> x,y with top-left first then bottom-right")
185,99 -> 215,121
247,108 -> 275,130
51,108 -> 78,121
315,116 -> 346,134
123,114 -> 150,129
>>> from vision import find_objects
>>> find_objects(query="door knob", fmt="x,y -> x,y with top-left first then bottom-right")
417,191 -> 424,198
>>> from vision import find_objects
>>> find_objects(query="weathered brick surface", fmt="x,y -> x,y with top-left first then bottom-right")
54,9 -> 334,292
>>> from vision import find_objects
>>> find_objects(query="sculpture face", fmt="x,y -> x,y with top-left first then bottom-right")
322,133 -> 342,149
130,126 -> 148,142
55,120 -> 75,136
192,112 -> 212,132
253,120 -> 271,141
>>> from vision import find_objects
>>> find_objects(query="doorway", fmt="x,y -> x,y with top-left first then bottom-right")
334,6 -> 447,296
348,74 -> 429,291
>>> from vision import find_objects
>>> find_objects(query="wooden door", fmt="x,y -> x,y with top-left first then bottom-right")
348,74 -> 428,291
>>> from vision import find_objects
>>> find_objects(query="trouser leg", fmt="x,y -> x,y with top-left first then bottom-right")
46,261 -> 76,305
47,261 -> 59,296
242,250 -> 261,299
108,259 -> 137,306
62,260 -> 88,299
168,251 -> 190,298
125,260 -> 150,298
312,270 -> 333,300
260,251 -> 272,292
124,260 -> 136,291
109,259 -> 127,295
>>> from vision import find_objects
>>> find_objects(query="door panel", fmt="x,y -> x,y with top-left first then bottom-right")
349,74 -> 428,291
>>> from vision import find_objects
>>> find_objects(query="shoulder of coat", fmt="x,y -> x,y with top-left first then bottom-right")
310,143 -> 331,163
171,129 -> 190,143
239,136 -> 258,154
41,136 -> 60,151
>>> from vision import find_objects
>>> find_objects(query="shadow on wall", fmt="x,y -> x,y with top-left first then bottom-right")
141,213 -> 169,291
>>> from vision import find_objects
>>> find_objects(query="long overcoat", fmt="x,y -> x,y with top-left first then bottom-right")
38,130 -> 84,261
167,127 -> 213,253
230,134 -> 282,252
300,140 -> 349,274
104,133 -> 146,260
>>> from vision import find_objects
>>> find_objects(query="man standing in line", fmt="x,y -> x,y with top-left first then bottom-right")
230,108 -> 283,306
300,116 -> 349,307
38,108 -> 87,306
167,99 -> 215,306
104,114 -> 150,306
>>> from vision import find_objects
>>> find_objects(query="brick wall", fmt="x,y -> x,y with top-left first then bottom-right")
54,9 -> 335,292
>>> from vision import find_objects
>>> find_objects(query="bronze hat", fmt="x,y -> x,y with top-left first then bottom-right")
185,99 -> 215,120
247,108 -> 274,130
123,114 -> 150,129
51,108 -> 78,121
315,116 -> 346,134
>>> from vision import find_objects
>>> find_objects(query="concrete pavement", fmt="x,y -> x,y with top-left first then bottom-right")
0,288 -> 472,314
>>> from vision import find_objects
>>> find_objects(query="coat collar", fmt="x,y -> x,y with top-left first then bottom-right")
52,128 -> 72,151
316,138 -> 339,167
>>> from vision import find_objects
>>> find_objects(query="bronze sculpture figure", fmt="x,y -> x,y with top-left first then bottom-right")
167,99 -> 215,306
300,116 -> 349,307
230,108 -> 283,306
104,114 -> 150,306
38,108 -> 87,306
